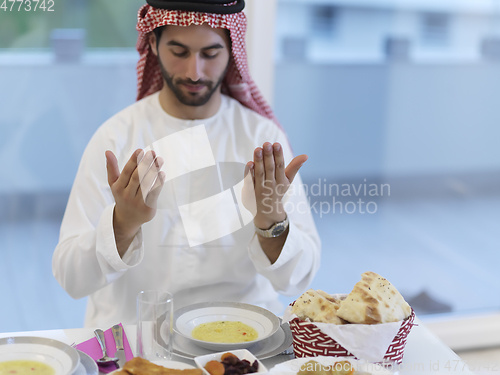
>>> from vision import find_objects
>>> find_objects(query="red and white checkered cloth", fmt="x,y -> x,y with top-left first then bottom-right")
289,309 -> 417,365
135,4 -> 281,127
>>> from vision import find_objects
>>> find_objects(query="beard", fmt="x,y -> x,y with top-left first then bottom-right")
157,56 -> 229,107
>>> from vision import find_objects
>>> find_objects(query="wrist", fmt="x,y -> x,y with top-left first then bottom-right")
255,215 -> 289,238
113,207 -> 141,241
253,212 -> 287,230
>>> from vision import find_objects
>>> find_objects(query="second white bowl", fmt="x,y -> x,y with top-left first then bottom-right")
174,302 -> 280,351
194,349 -> 268,375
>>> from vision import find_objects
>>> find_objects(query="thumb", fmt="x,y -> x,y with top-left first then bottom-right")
105,150 -> 120,186
285,154 -> 308,184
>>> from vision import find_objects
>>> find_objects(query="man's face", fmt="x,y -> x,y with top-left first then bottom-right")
150,24 -> 231,107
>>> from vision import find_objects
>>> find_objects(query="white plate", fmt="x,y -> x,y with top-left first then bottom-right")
108,360 -> 196,374
174,302 -> 280,351
73,350 -> 98,375
194,349 -> 267,375
0,336 -> 80,375
269,356 -> 400,375
172,322 -> 293,360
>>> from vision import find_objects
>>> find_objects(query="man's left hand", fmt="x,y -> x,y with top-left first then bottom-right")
244,142 -> 307,230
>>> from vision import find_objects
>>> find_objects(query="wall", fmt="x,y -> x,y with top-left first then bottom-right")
274,62 -> 500,181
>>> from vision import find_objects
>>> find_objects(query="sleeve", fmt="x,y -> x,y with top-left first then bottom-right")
52,126 -> 144,300
247,128 -> 321,296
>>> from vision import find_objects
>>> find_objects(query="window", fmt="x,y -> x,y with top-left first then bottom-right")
420,12 -> 450,45
310,5 -> 338,38
0,0 -> 143,49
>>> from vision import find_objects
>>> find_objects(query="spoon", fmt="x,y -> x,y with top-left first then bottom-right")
94,329 -> 119,367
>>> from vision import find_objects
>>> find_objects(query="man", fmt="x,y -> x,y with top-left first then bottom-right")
53,0 -> 320,328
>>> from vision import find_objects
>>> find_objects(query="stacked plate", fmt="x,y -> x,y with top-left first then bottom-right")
0,336 -> 98,375
171,302 -> 293,360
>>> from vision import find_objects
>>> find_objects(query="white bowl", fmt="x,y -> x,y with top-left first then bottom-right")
194,349 -> 268,375
174,302 -> 280,351
0,337 -> 80,375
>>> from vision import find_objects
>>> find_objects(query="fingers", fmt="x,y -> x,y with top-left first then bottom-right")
244,162 -> 250,180
138,154 -> 164,201
254,142 -> 277,192
253,147 -> 264,194
254,142 -> 289,184
106,151 -> 120,187
144,171 -> 165,209
262,142 -> 275,184
114,149 -> 142,191
244,161 -> 255,185
123,151 -> 149,199
285,154 -> 308,184
273,143 -> 287,186
137,151 -> 158,189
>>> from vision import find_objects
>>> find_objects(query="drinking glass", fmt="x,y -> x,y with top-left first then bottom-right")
136,290 -> 174,360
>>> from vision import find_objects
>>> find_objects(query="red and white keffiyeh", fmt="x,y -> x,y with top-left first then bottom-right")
135,4 -> 281,127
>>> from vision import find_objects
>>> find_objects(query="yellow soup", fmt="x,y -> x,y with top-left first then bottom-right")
0,360 -> 55,375
191,321 -> 258,343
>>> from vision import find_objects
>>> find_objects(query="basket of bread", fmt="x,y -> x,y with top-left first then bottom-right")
283,272 -> 415,364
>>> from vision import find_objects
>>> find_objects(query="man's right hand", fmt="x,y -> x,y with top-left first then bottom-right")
106,149 -> 165,257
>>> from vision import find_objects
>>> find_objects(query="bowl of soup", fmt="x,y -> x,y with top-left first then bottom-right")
173,302 -> 281,350
0,337 -> 80,375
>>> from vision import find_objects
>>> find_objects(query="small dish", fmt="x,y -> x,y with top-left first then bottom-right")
174,302 -> 280,351
194,349 -> 268,375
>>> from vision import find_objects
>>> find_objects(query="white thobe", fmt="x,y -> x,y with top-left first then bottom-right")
52,92 -> 321,328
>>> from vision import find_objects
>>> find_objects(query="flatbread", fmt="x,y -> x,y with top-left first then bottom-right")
292,289 -> 345,324
337,271 -> 411,324
316,290 -> 345,305
123,357 -> 203,375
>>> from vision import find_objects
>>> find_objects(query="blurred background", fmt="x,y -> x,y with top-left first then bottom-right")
0,0 -> 499,355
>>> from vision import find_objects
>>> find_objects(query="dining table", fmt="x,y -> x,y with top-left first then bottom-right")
0,318 -> 475,375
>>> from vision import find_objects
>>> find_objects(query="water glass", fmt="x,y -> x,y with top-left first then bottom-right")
136,290 -> 174,360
